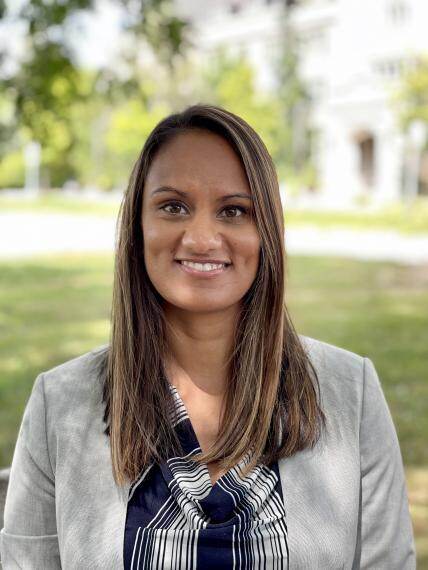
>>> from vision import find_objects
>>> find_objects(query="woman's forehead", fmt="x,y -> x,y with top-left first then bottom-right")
145,132 -> 250,192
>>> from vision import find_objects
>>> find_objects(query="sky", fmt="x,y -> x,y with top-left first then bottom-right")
0,0 -> 123,76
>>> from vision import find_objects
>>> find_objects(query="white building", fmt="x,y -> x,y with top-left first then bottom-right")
175,0 -> 428,206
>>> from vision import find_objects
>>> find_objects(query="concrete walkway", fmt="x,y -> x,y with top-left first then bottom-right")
0,212 -> 116,258
1,212 -> 428,265
284,225 -> 428,265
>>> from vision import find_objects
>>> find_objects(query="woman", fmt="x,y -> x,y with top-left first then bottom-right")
0,104 -> 416,569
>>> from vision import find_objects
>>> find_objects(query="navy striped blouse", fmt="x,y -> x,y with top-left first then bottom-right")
124,383 -> 289,569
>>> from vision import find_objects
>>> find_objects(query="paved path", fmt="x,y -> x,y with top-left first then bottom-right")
284,226 -> 428,264
0,212 -> 116,258
1,212 -> 428,265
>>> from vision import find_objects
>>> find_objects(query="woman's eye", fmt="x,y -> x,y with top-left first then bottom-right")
160,202 -> 247,218
161,202 -> 184,215
222,206 -> 247,218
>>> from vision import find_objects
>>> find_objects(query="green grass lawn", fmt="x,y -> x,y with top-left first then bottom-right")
284,198 -> 428,234
0,252 -> 427,564
0,254 -> 114,466
0,192 -> 120,217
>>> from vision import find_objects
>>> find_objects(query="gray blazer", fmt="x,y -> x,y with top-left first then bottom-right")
0,335 -> 416,569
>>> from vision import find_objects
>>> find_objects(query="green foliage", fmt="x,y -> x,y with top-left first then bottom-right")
280,162 -> 318,195
0,0 -> 188,187
394,55 -> 428,130
19,0 -> 93,29
130,0 -> 193,70
1,2 -> 95,184
0,0 -> 314,191
61,76 -> 173,190
0,91 -> 17,157
274,17 -> 312,174
197,37 -> 313,187
103,99 -> 170,189
282,196 -> 428,234
0,150 -> 25,187
198,46 -> 286,168
64,72 -> 113,189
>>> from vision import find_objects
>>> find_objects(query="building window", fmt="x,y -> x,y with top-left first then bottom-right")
298,28 -> 328,53
387,1 -> 411,25
373,58 -> 404,80
229,1 -> 243,14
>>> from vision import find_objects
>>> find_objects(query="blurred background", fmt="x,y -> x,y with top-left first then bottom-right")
0,0 -> 427,565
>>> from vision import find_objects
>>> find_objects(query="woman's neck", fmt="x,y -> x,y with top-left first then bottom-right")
163,304 -> 239,397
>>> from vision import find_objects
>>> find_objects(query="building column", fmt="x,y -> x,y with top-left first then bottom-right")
374,128 -> 404,205
320,123 -> 359,206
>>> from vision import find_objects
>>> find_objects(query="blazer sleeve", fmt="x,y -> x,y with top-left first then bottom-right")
352,357 -> 416,569
0,373 -> 61,569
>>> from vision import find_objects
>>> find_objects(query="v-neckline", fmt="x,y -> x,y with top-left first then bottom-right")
126,382 -> 282,528
167,382 -> 229,490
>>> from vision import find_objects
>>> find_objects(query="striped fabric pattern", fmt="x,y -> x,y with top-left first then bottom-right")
124,384 -> 289,569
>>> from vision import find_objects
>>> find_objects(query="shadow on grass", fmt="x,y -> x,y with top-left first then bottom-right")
0,253 -> 114,465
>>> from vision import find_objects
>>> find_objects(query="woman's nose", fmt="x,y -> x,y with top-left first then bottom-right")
180,211 -> 223,249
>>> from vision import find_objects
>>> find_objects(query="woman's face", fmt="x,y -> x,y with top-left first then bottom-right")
141,129 -> 261,314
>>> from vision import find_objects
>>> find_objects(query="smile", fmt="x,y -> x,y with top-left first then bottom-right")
175,260 -> 231,277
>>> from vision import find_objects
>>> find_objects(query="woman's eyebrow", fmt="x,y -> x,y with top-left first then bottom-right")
150,185 -> 253,202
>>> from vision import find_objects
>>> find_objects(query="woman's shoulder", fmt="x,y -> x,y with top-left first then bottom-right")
18,346 -> 109,469
39,336 -> 368,400
298,333 -> 367,409
37,337 -> 370,421
36,344 -> 109,414
298,333 -> 365,372
41,343 -> 108,379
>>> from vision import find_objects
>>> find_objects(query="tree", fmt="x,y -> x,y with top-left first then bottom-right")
0,0 -> 190,187
394,56 -> 428,129
272,5 -> 313,183
190,22 -> 313,190
393,56 -> 428,196
198,46 -> 287,170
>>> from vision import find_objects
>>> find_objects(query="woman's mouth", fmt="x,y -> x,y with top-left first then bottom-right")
175,260 -> 231,277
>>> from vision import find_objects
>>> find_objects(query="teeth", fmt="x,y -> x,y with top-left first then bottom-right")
181,261 -> 226,271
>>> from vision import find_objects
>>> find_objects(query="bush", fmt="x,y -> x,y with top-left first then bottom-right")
0,151 -> 25,188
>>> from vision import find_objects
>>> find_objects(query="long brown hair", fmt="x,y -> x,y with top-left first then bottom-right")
98,103 -> 326,486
